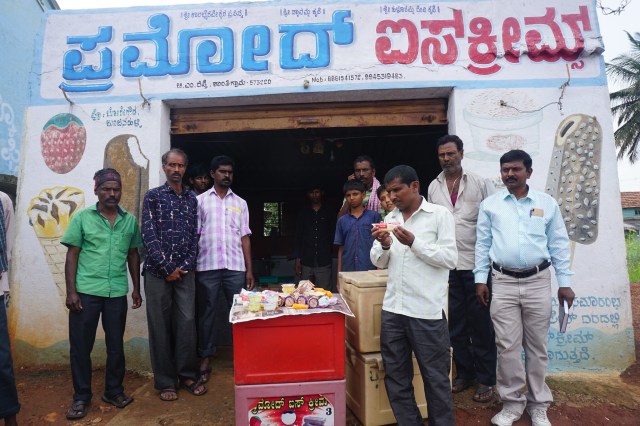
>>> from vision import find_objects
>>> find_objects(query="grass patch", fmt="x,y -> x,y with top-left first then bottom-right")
626,235 -> 640,283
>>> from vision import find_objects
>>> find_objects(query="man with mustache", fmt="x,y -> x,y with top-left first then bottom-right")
338,155 -> 381,217
196,155 -> 254,384
474,150 -> 574,426
371,165 -> 457,425
141,149 -> 205,401
62,168 -> 142,420
427,135 -> 497,404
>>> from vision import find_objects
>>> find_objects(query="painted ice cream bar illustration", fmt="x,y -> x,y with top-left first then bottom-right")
545,114 -> 602,244
40,113 -> 86,174
103,135 -> 149,222
28,187 -> 85,303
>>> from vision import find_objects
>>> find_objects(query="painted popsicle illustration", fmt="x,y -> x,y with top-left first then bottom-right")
28,187 -> 84,305
545,114 -> 602,261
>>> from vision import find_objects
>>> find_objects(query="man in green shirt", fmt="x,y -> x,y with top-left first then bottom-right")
62,168 -> 142,420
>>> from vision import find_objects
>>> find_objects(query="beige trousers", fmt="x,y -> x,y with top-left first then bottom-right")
490,267 -> 553,414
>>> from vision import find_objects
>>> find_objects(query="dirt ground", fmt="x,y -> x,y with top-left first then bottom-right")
10,286 -> 640,425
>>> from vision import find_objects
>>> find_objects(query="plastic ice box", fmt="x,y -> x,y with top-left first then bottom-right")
338,270 -> 388,353
233,312 -> 345,385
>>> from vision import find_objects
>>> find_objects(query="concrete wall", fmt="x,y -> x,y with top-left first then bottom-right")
10,0 -> 635,372
0,0 -> 58,194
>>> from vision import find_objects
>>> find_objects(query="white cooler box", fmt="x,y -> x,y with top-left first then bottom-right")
338,270 -> 388,353
345,342 -> 428,426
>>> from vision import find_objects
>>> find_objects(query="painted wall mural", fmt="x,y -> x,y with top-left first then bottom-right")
0,94 -> 19,176
40,113 -> 87,174
546,114 -> 602,245
463,89 -> 543,161
27,187 -> 85,306
103,135 -> 149,221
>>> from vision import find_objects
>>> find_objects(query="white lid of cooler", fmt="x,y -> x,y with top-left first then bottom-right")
338,270 -> 388,288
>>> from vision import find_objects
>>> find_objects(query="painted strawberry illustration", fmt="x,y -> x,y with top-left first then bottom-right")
40,113 -> 86,174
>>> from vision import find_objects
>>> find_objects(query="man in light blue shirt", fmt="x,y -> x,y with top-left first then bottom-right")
474,150 -> 575,426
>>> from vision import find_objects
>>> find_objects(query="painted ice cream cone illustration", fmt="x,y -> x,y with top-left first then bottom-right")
28,187 -> 85,304
545,114 -> 602,265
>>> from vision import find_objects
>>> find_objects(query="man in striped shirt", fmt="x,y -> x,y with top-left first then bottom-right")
196,155 -> 254,383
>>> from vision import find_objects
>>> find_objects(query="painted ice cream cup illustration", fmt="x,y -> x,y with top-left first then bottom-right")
28,187 -> 84,304
40,113 -> 86,174
464,89 -> 542,159
545,114 -> 602,260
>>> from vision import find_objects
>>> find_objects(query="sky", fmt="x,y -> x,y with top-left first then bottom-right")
56,0 -> 640,191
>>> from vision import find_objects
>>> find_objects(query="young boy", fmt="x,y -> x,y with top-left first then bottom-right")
376,185 -> 395,218
334,180 -> 382,284
188,163 -> 212,196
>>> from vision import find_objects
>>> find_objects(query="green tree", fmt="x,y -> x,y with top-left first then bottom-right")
607,31 -> 640,162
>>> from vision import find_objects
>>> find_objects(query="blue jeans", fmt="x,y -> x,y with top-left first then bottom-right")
0,295 -> 20,418
196,269 -> 245,358
68,293 -> 128,402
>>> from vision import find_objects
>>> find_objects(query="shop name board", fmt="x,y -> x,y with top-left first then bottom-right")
45,2 -> 600,97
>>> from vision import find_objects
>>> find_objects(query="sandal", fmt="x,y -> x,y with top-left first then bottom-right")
198,367 -> 212,384
66,400 -> 89,420
473,385 -> 494,403
451,378 -> 476,393
101,392 -> 133,408
159,387 -> 178,401
182,380 -> 207,396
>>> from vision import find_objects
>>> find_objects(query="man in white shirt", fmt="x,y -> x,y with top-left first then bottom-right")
371,165 -> 457,425
428,135 -> 497,403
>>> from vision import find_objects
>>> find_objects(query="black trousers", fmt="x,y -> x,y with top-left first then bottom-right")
69,293 -> 128,402
380,310 -> 454,426
448,269 -> 496,386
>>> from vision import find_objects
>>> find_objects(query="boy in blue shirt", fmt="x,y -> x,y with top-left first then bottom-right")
334,180 -> 382,285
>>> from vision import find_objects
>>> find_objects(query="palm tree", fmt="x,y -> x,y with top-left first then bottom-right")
607,31 -> 640,162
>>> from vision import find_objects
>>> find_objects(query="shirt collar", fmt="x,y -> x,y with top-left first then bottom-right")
500,185 -> 535,202
162,182 -> 191,197
388,196 -> 433,220
90,202 -> 126,217
204,186 -> 235,199
435,169 -> 467,183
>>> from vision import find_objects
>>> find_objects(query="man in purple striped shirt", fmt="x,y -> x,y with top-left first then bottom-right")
196,155 -> 254,383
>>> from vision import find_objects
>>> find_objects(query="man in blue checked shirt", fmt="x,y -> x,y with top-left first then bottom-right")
474,150 -> 575,426
142,149 -> 206,401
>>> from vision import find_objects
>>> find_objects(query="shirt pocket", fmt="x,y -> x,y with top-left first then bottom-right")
225,207 -> 242,233
528,216 -> 546,237
114,231 -> 134,252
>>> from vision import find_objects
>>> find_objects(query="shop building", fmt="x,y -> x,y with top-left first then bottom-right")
10,0 -> 635,372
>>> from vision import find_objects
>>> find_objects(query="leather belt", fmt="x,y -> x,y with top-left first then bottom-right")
492,260 -> 551,279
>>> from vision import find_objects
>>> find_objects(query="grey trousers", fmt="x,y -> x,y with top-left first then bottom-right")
490,268 -> 553,414
380,310 -> 454,426
145,271 -> 199,389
